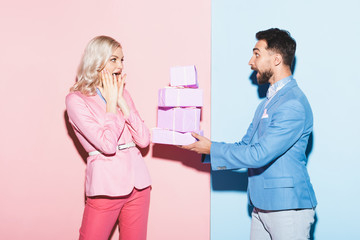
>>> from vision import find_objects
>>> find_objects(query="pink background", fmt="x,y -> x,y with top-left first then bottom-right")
0,0 -> 210,239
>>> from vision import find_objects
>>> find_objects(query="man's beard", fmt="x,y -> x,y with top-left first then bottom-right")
257,69 -> 273,85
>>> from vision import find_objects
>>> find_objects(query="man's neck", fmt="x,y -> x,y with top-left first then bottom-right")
269,69 -> 292,85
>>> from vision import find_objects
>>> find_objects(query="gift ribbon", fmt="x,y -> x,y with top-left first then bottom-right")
170,107 -> 199,132
176,88 -> 180,106
172,107 -> 177,131
194,108 -> 198,130
161,87 -> 197,107
172,129 -> 176,144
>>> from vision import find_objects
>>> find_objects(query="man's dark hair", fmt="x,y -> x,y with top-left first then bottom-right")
256,28 -> 296,67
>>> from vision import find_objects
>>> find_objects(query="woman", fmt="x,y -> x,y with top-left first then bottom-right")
66,36 -> 151,240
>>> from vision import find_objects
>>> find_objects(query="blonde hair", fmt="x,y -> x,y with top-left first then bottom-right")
71,36 -> 121,95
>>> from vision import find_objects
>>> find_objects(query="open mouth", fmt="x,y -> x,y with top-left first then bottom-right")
112,72 -> 121,79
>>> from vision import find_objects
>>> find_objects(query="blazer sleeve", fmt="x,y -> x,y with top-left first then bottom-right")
203,108 -> 256,164
210,99 -> 306,170
66,93 -> 126,155
123,90 -> 150,148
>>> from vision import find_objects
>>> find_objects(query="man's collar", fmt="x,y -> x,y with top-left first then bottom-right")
266,75 -> 293,99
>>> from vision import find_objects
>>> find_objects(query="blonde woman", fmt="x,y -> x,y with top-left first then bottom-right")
66,36 -> 151,240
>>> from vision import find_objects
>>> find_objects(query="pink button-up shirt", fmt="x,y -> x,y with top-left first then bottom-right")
66,89 -> 151,197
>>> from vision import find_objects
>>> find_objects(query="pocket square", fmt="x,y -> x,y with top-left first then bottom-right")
261,109 -> 269,119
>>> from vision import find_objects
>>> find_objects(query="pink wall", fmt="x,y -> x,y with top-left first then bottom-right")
0,1 -> 210,239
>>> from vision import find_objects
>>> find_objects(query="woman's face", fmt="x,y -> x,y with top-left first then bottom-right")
104,47 -> 124,80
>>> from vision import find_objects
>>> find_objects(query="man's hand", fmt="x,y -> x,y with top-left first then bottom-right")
181,132 -> 211,154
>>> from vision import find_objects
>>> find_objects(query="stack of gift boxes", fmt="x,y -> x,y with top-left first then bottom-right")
152,65 -> 203,145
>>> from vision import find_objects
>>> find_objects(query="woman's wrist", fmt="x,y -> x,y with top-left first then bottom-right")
106,101 -> 118,114
117,98 -> 130,117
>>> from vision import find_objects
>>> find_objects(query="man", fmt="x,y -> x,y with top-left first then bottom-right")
183,28 -> 317,240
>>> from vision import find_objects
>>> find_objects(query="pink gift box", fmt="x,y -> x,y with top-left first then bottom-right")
157,107 -> 201,132
170,65 -> 198,88
151,128 -> 203,145
158,88 -> 203,107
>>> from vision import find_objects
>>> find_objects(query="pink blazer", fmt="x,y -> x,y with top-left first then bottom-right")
66,89 -> 151,197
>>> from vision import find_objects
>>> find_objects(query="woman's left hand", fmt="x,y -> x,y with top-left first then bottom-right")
117,73 -> 130,117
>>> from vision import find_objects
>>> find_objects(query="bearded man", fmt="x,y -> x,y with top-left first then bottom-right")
183,28 -> 317,240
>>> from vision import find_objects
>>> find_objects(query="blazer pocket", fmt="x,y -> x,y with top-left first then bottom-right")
264,177 -> 294,189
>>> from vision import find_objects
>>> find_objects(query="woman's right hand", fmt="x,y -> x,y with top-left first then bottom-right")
99,69 -> 118,113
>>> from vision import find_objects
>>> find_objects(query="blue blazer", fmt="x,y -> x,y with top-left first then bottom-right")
210,79 -> 317,210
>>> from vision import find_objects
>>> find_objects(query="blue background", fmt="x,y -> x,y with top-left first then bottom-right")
211,0 -> 360,239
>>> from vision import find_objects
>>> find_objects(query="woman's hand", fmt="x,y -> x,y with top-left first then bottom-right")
99,69 -> 118,114
117,74 -> 130,117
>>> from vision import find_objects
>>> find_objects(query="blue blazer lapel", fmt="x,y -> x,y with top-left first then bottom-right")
248,80 -> 298,142
248,100 -> 266,142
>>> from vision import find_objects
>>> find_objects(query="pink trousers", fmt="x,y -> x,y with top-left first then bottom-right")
79,187 -> 151,240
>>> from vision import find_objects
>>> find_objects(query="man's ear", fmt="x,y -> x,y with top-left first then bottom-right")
274,54 -> 282,66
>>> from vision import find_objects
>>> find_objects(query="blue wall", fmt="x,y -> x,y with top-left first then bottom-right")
211,0 -> 360,239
